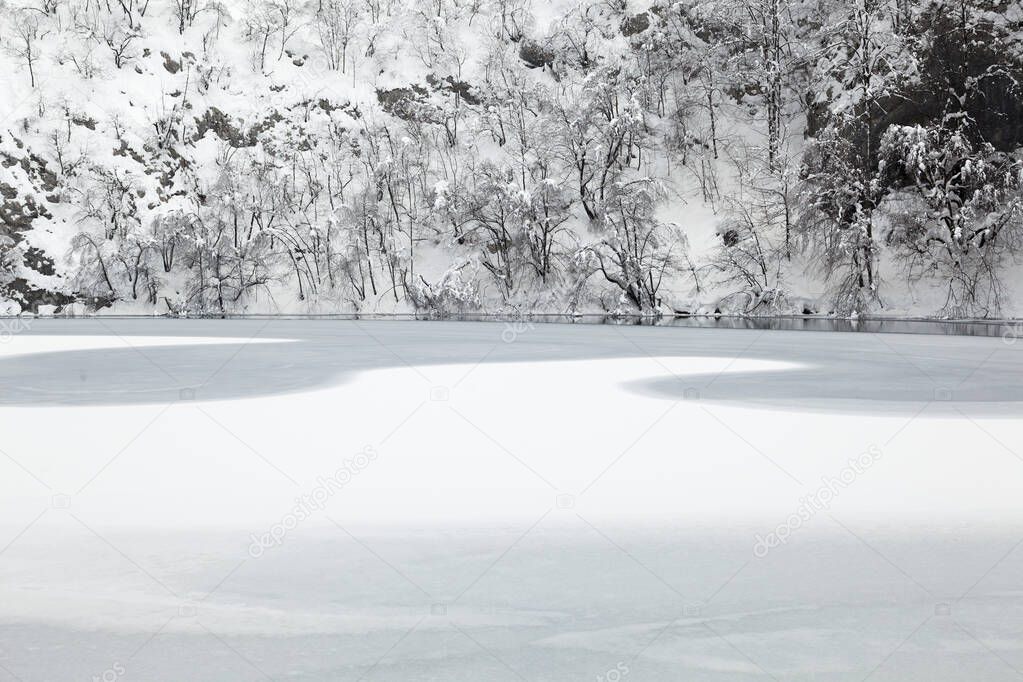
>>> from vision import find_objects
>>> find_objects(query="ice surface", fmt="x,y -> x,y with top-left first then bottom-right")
0,321 -> 1021,681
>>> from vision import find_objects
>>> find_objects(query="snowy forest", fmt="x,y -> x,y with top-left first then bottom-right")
1,0 -> 1022,317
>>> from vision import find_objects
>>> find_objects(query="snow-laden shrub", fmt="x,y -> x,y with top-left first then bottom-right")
408,261 -> 482,316
880,124 -> 1023,317
707,208 -> 791,315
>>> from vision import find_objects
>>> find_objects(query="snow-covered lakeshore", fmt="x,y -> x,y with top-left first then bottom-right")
1,321 -> 1022,681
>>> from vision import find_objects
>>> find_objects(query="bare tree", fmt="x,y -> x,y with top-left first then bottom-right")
79,11 -> 141,68
6,9 -> 50,88
313,0 -> 360,72
244,0 -> 301,71
172,0 -> 200,33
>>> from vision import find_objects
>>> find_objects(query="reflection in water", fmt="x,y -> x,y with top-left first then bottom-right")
39,312 -> 1013,338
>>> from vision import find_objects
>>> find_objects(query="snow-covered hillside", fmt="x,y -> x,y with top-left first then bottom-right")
1,0 -> 1022,317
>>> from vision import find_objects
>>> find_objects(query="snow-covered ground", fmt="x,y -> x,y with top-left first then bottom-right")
1,320 -> 1022,681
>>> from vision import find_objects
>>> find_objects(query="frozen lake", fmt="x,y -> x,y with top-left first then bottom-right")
1,320 -> 1021,681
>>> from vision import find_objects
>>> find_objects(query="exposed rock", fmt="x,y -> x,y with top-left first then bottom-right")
519,39 -> 555,70
621,12 -> 650,37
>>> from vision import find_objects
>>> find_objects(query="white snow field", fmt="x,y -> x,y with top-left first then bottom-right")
0,320 -> 1021,681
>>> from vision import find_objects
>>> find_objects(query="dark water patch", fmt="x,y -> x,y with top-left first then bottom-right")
9,312 -> 1018,339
